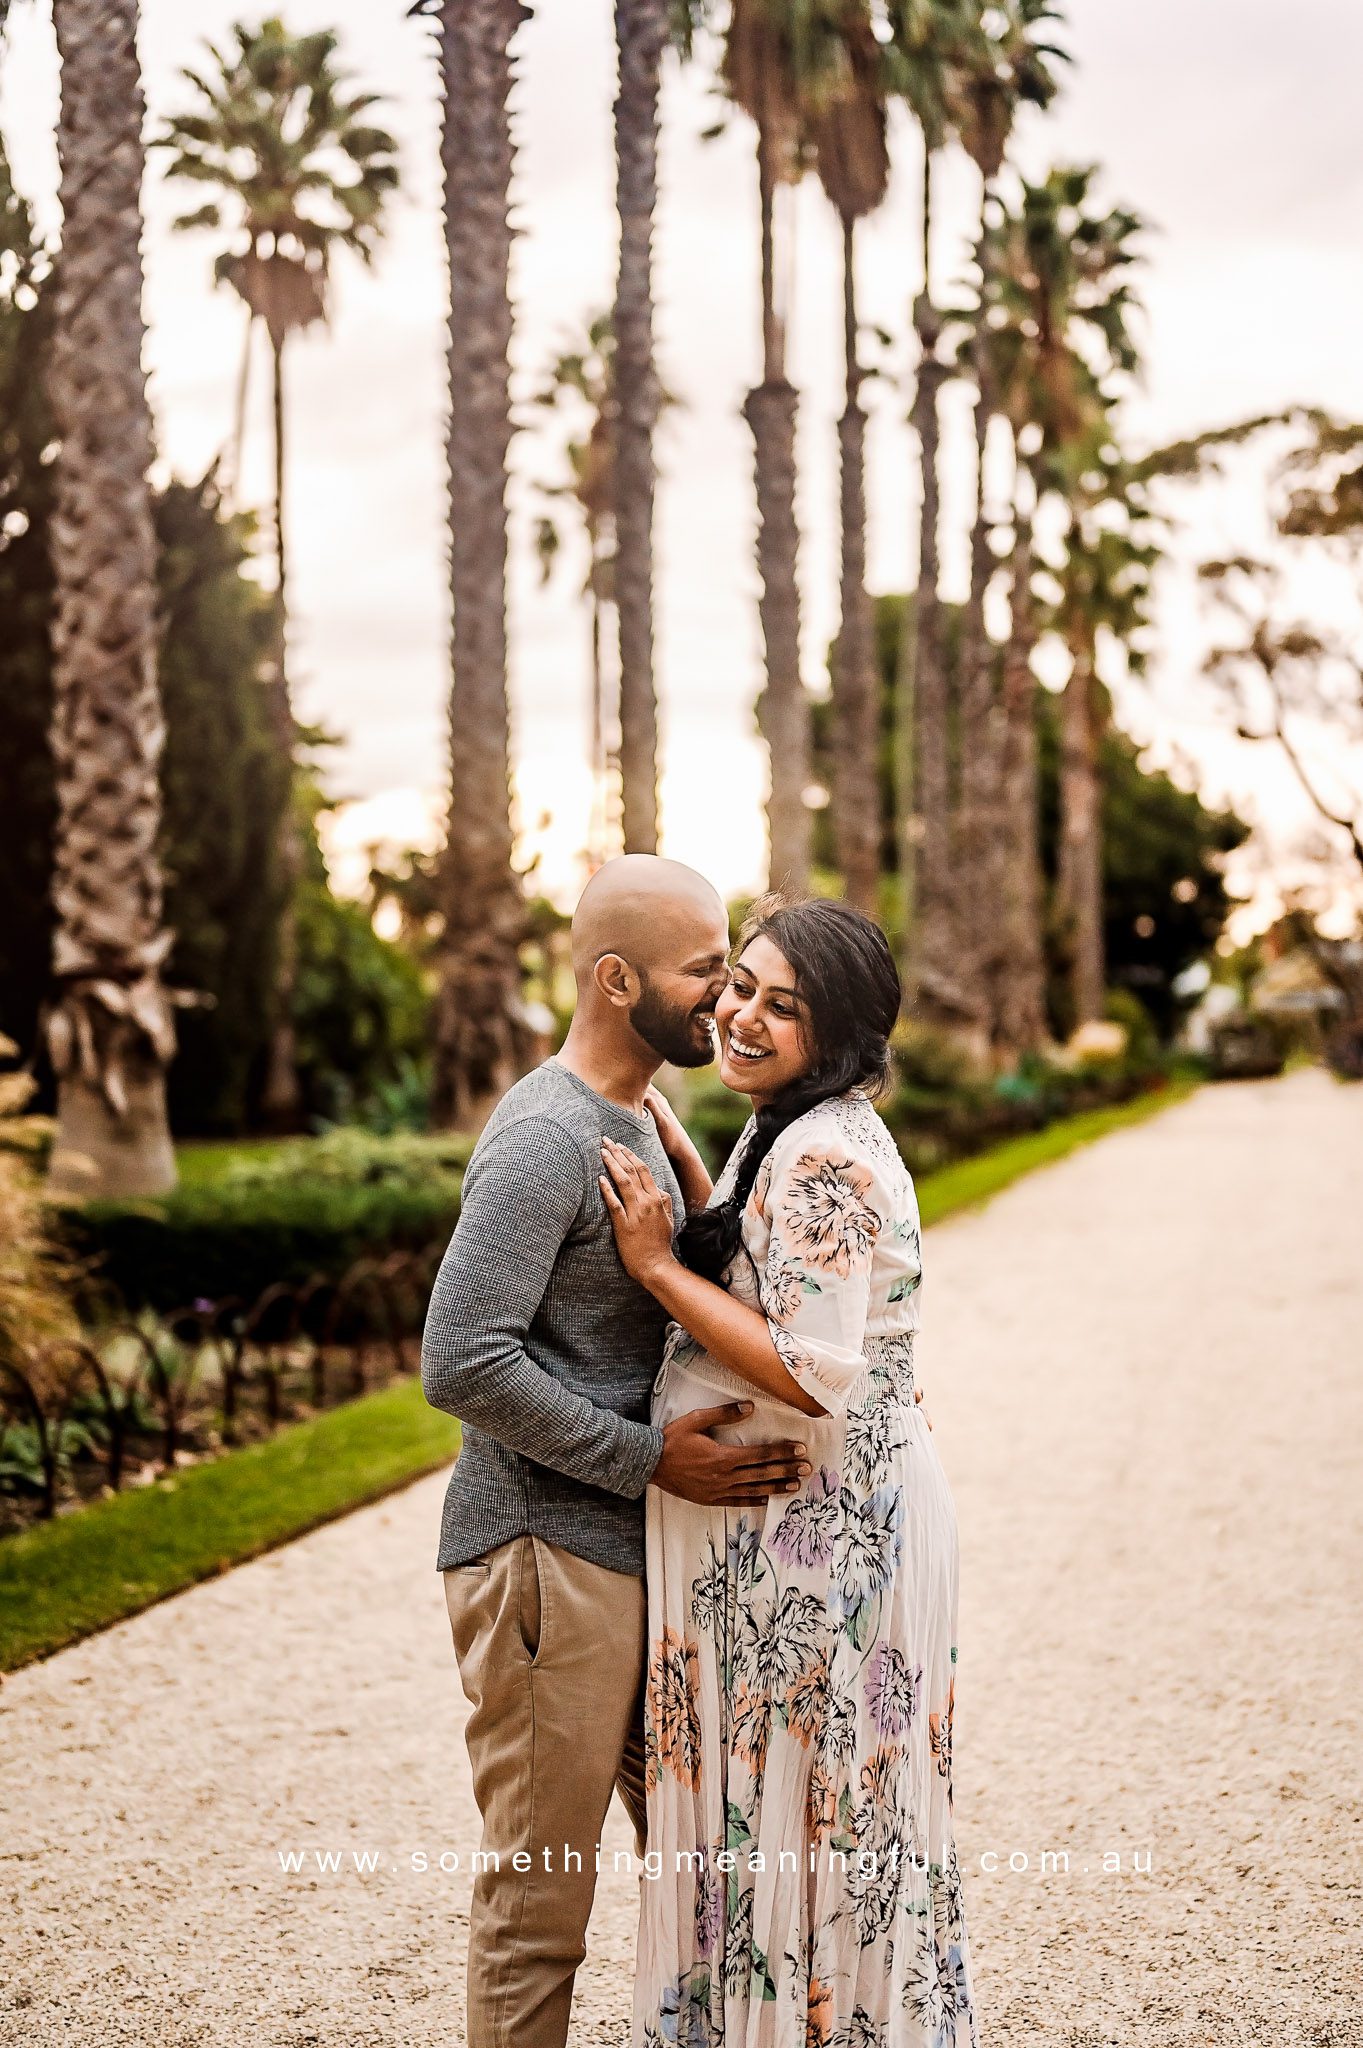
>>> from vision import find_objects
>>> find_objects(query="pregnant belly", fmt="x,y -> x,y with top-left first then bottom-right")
651,1348 -> 847,1452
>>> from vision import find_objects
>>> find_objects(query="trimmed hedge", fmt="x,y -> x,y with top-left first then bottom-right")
52,1130 -> 470,1313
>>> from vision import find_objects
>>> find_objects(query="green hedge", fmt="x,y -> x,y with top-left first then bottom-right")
54,1129 -> 469,1313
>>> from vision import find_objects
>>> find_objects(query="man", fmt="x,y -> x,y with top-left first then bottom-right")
421,855 -> 813,2048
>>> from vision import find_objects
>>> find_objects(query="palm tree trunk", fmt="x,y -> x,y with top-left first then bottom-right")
431,0 -> 532,1129
955,300 -> 1003,1046
227,310 -> 254,503
833,214 -> 880,916
746,123 -> 809,895
906,151 -> 958,1019
612,0 -> 666,854
587,553 -> 608,869
259,328 -> 302,1126
1058,649 -> 1106,1026
995,480 -> 1048,1056
44,0 -> 177,1200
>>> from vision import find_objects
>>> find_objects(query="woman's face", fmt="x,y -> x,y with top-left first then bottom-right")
714,934 -> 811,1103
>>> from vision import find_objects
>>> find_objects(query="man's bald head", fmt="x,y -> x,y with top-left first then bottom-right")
571,856 -> 725,982
569,856 -> 730,1068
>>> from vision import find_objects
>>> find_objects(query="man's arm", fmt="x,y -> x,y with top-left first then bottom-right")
420,1115 -> 663,1498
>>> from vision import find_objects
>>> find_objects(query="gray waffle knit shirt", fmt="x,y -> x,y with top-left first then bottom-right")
421,1058 -> 681,1577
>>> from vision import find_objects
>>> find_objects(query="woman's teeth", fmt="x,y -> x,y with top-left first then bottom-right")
727,1036 -> 772,1063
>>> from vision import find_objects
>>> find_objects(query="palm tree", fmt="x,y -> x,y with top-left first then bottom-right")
1052,483 -> 1157,1027
424,0 -> 534,1128
613,0 -> 669,853
41,0 -> 178,1199
529,313 -> 622,870
807,8 -> 891,915
975,166 -> 1142,1053
157,21 -> 398,1122
716,0 -> 814,893
886,0 -> 972,1006
950,0 -> 1067,1036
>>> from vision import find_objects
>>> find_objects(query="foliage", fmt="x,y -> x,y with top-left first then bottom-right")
0,151 -> 428,1135
292,798 -> 432,1129
1035,689 -> 1250,1040
0,1036 -> 78,1376
155,18 -> 400,353
811,593 -> 1247,1038
203,1126 -> 474,1190
56,1126 -> 468,1311
155,478 -> 291,1130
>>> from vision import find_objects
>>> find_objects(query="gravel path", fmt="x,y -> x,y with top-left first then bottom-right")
2,1070 -> 1360,2047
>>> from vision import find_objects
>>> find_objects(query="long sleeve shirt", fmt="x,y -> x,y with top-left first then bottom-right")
421,1058 -> 678,1576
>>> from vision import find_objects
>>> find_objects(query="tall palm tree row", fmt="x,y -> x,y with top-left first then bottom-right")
613,0 -> 669,854
949,0 -> 1067,1042
158,22 -> 399,1123
42,0 -> 178,1199
974,165 -> 1144,1052
428,0 -> 534,1127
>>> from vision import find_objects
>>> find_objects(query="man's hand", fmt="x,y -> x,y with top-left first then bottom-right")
652,1402 -> 812,1506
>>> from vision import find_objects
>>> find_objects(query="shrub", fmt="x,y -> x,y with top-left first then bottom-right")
54,1130 -> 470,1314
0,1034 -> 79,1377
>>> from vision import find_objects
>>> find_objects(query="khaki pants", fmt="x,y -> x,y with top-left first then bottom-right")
443,1535 -> 648,2048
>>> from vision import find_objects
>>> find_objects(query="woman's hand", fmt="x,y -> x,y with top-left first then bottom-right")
915,1387 -> 933,1431
644,1085 -> 714,1213
600,1137 -> 677,1287
643,1084 -> 689,1160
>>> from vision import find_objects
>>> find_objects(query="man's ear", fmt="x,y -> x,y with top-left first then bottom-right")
593,951 -> 639,1007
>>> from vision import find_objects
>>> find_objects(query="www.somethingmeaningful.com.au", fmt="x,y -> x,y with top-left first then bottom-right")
275,1843 -> 1155,1879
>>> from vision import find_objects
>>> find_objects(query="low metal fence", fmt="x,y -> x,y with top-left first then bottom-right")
0,1243 -> 445,1535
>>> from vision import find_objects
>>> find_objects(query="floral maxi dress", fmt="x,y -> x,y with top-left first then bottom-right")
635,1089 -> 978,2048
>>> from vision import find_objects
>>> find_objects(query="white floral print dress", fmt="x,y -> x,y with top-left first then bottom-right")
636,1088 -> 978,2048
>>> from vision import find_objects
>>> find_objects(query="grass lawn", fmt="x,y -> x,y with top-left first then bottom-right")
173,1136 -> 310,1187
2,1073 -> 1199,1674
0,1379 -> 459,1673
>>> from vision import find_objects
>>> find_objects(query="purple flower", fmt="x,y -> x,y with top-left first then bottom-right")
770,1466 -> 840,1569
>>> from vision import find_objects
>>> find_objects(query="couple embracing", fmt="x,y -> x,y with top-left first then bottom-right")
421,856 -> 978,2048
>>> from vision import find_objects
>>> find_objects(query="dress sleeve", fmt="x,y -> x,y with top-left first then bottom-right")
755,1119 -> 887,1418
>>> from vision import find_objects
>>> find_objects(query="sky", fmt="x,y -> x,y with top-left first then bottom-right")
3,0 -> 1363,933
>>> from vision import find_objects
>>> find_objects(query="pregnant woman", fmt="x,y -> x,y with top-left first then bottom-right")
598,897 -> 979,2048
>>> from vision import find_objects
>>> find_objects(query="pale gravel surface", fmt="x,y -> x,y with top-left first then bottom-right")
2,1068 -> 1360,2047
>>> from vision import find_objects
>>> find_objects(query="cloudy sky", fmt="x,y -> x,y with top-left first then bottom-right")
3,0 -> 1362,927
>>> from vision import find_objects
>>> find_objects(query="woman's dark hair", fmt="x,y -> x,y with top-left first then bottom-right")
677,895 -> 901,1283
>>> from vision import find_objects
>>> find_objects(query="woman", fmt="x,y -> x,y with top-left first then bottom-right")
598,897 -> 978,2048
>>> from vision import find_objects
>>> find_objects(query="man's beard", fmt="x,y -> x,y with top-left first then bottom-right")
630,978 -> 715,1069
